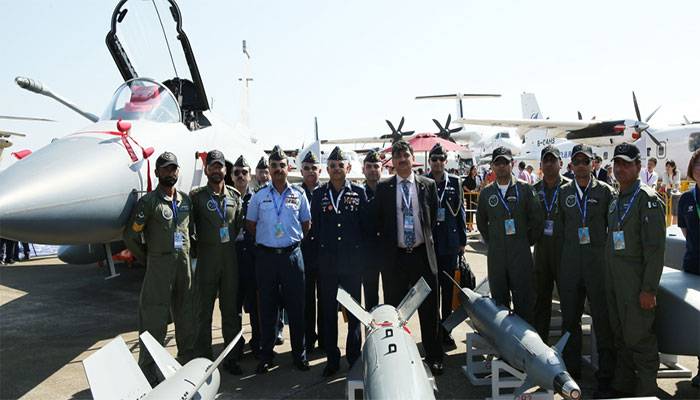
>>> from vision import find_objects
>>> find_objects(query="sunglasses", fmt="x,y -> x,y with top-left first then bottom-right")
430,156 -> 446,162
302,165 -> 319,171
328,162 -> 346,169
233,169 -> 249,176
270,162 -> 287,169
572,158 -> 591,166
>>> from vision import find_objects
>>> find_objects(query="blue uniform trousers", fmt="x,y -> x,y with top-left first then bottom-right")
255,246 -> 306,363
318,270 -> 362,367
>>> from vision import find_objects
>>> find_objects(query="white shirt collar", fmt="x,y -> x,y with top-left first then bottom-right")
397,172 -> 415,184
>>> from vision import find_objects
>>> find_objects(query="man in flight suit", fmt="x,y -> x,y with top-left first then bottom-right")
311,146 -> 368,377
606,143 -> 665,397
476,147 -> 543,323
425,143 -> 467,348
246,146 -> 311,373
190,150 -> 243,374
298,151 -> 324,353
124,151 -> 196,384
557,144 -> 615,396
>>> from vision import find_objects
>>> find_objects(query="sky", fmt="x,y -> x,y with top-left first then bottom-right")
1,0 -> 699,155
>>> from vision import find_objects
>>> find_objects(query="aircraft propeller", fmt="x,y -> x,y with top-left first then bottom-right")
432,114 -> 462,142
632,91 -> 662,146
382,117 -> 415,143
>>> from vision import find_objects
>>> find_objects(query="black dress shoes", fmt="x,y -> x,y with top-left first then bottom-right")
293,359 -> 310,371
255,360 -> 275,374
429,361 -> 444,376
322,364 -> 339,377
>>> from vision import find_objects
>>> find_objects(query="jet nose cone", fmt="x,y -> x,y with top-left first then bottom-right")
0,135 -> 141,244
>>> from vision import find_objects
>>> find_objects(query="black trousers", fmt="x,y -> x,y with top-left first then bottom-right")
319,270 -> 362,367
382,245 -> 443,363
235,240 -> 260,356
437,254 -> 459,332
362,268 -> 381,311
304,266 -> 323,349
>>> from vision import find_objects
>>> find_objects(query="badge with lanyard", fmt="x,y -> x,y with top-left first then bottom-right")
496,183 -> 518,235
541,185 -> 559,236
401,183 -> 415,235
576,181 -> 591,244
271,186 -> 289,238
171,198 -> 185,250
614,183 -> 642,250
209,193 -> 230,243
436,177 -> 449,222
328,186 -> 346,215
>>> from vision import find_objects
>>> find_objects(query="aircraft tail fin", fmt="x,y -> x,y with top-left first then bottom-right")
442,307 -> 468,332
553,331 -> 570,354
336,286 -> 374,328
396,277 -> 432,324
140,331 -> 182,380
83,336 -> 152,400
184,330 -> 243,400
521,92 -> 542,120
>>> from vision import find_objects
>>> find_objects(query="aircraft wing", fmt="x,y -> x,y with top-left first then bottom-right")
457,118 -> 593,138
83,336 -> 152,400
321,136 -> 390,145
140,331 -> 182,380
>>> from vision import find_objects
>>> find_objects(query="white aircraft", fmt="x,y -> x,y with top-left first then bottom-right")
0,0 -> 266,275
0,115 -> 55,168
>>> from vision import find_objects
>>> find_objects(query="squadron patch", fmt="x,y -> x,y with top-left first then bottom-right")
488,194 -> 498,207
162,206 -> 173,220
565,194 -> 577,208
206,199 -> 217,212
648,201 -> 659,209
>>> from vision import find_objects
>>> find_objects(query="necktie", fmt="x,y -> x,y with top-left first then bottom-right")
401,179 -> 415,248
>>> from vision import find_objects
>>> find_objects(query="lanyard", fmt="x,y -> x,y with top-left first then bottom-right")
644,170 -> 655,185
328,184 -> 346,214
437,175 -> 449,206
496,182 -> 519,216
693,186 -> 700,219
540,185 -> 560,218
208,192 -> 227,224
170,194 -> 178,222
575,179 -> 591,226
270,186 -> 290,220
400,179 -> 413,210
616,182 -> 642,229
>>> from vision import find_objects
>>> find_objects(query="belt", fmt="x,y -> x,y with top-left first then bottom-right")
257,243 -> 299,254
397,243 -> 424,254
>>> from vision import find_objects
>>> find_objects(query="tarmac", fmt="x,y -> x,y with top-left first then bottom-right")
0,242 -> 698,399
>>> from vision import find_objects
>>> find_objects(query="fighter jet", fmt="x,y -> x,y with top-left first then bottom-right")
0,0 -> 266,272
336,278 -> 437,400
83,330 -> 242,400
443,273 -> 581,400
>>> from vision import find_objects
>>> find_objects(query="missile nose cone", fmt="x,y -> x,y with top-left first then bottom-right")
0,135 -> 141,244
553,371 -> 581,400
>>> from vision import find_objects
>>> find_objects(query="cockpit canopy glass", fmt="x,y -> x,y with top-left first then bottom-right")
101,78 -> 181,123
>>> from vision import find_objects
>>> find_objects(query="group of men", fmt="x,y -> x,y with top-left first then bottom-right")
125,137 -> 667,398
477,142 -> 666,398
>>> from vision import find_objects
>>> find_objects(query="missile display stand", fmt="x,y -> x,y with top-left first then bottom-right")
463,332 -> 553,400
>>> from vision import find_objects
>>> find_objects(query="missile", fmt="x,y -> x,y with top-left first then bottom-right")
336,278 -> 437,400
442,273 -> 581,400
83,330 -> 242,400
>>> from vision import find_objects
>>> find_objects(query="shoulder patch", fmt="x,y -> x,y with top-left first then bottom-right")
190,186 -> 206,196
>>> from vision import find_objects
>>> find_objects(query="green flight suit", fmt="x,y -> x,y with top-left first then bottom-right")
532,176 -> 569,342
189,185 -> 243,359
476,177 -> 543,323
606,180 -> 665,396
123,188 -> 195,381
558,177 -> 615,381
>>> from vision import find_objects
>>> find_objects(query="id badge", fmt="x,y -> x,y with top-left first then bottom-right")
543,219 -> 554,236
578,227 -> 590,244
219,226 -> 230,243
403,214 -> 415,233
274,222 -> 284,238
613,230 -> 625,250
437,207 -> 446,222
174,231 -> 184,250
504,218 -> 516,235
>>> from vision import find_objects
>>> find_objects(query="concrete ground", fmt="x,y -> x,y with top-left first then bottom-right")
0,242 -> 698,399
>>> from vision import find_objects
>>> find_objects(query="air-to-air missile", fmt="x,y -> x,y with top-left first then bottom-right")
82,330 -> 242,400
442,273 -> 581,400
336,277 -> 437,400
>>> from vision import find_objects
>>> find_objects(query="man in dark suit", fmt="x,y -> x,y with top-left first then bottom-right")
592,155 -> 609,184
424,143 -> 467,349
374,140 -> 444,375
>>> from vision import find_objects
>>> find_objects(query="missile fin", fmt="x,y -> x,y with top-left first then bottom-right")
513,377 -> 536,398
397,277 -> 431,324
140,331 -> 182,379
442,307 -> 468,332
553,331 -> 570,354
184,330 -> 243,400
336,286 -> 373,327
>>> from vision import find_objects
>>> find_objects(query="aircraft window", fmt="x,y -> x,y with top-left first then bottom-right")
499,132 -> 510,139
101,78 -> 181,123
603,151 -> 608,159
657,144 -> 666,158
689,132 -> 700,152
